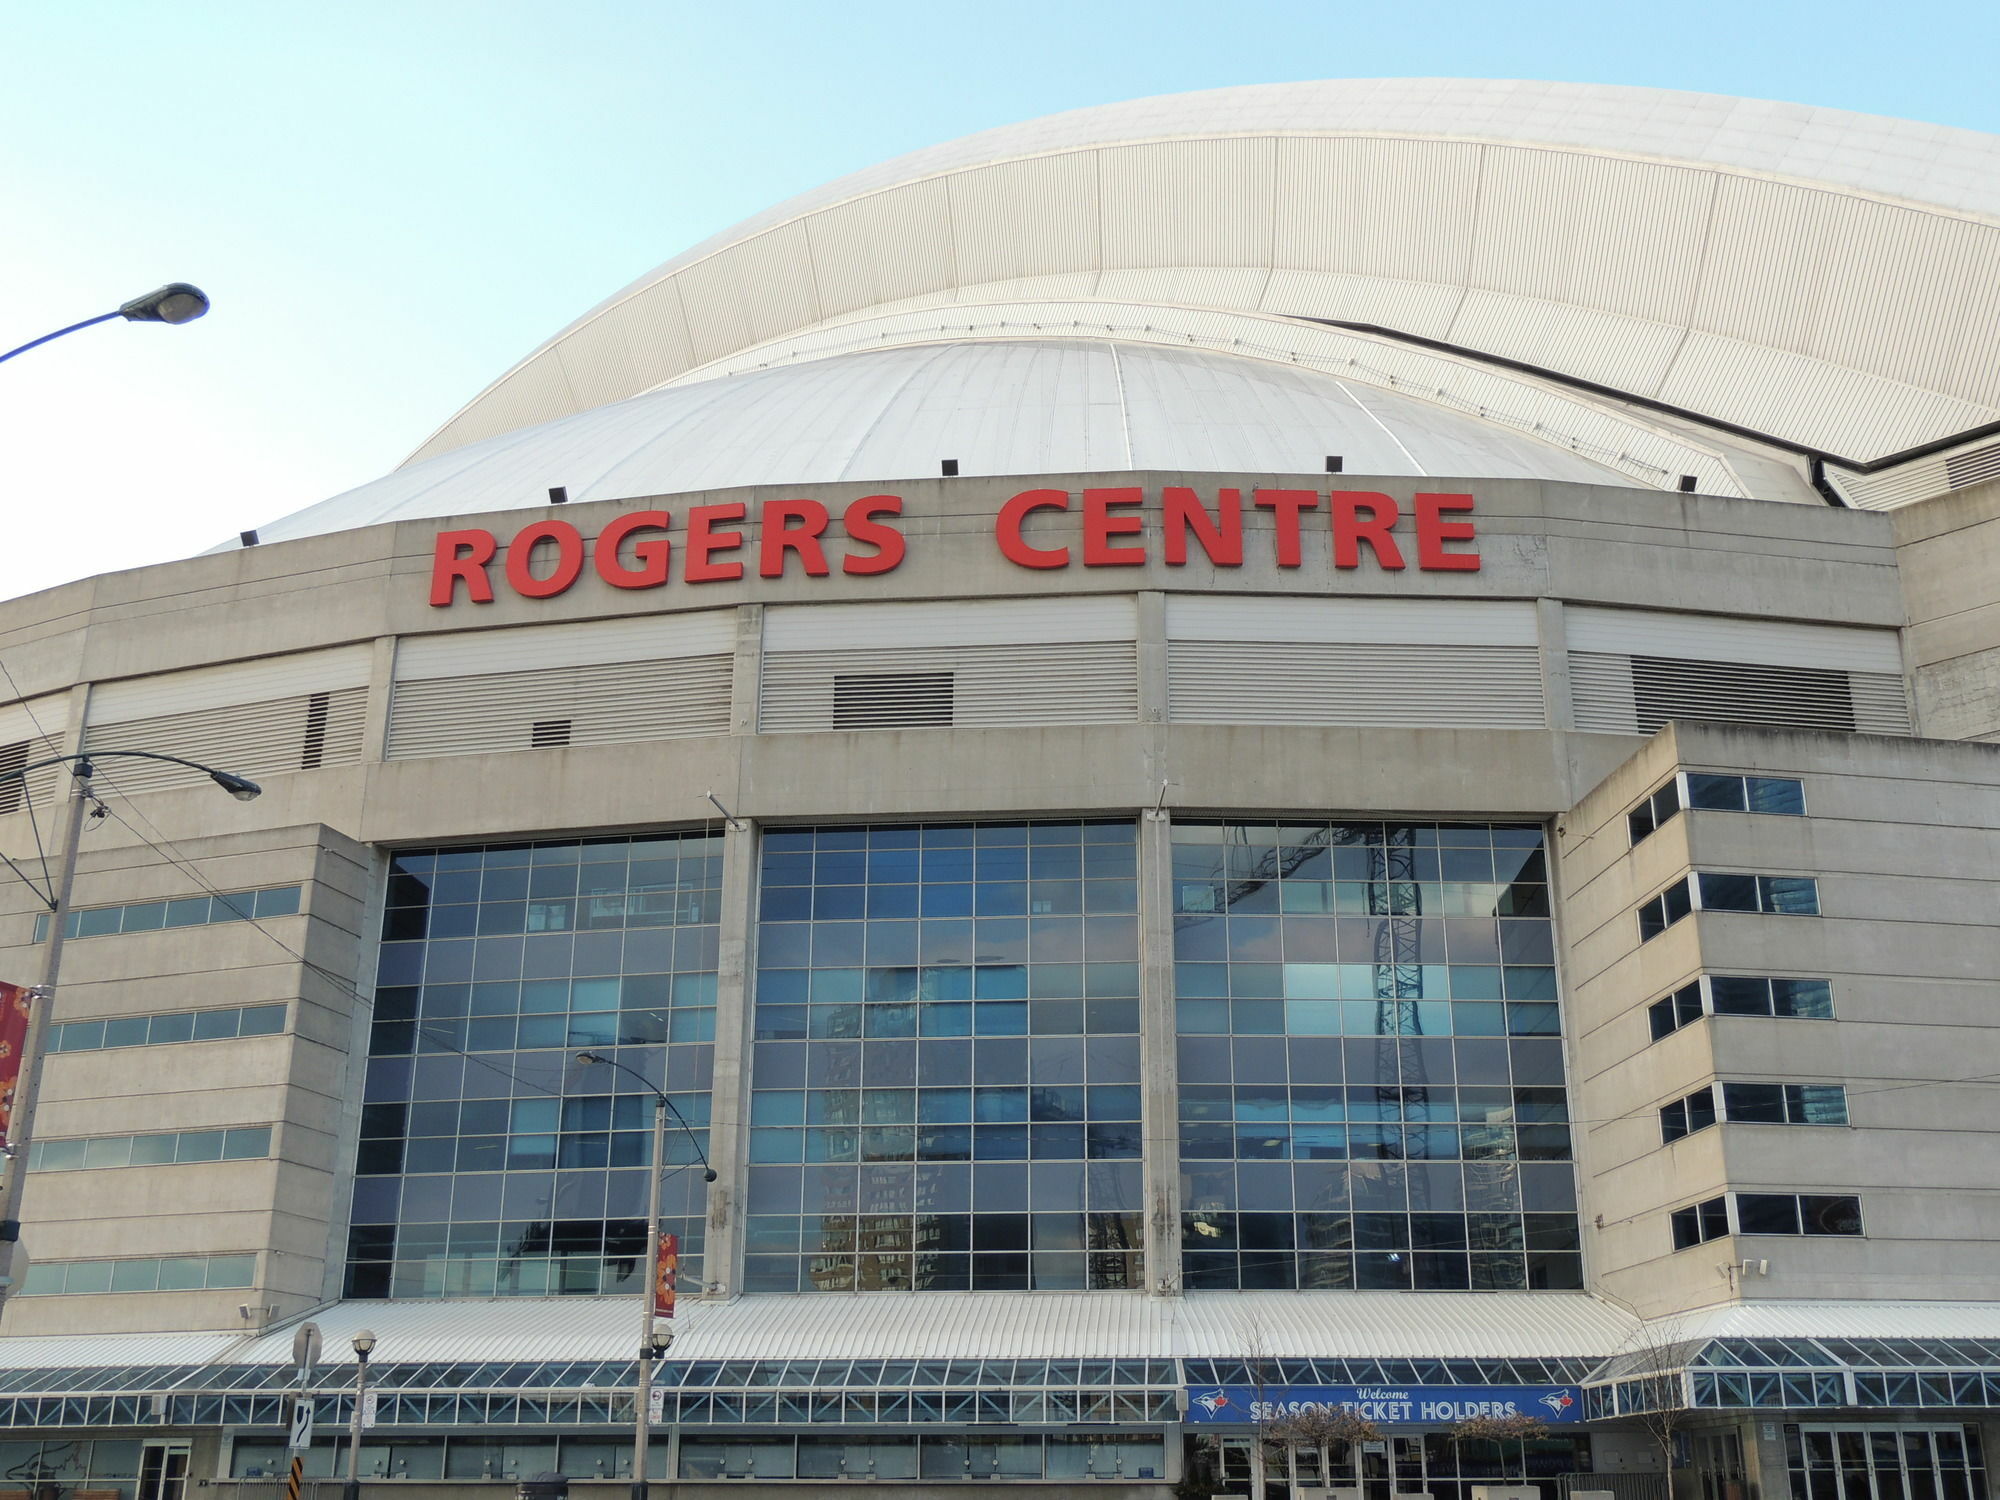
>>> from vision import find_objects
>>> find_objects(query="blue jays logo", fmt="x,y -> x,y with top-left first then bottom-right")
1194,1390 -> 1232,1416
1539,1391 -> 1575,1417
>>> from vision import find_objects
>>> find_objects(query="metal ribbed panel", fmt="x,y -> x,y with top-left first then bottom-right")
764,597 -> 1135,652
0,693 -> 71,810
677,219 -> 821,365
89,645 -> 371,721
1275,137 -> 1479,287
1166,595 -> 1537,646
1851,671 -> 1914,734
1569,652 -> 1911,737
1567,606 -> 1902,673
1833,434 -> 2000,511
388,656 -> 730,760
396,612 -> 736,680
946,151 -> 1101,286
1097,138 -> 1274,271
759,642 -> 1137,734
82,687 -> 367,792
1169,641 -> 1545,727
807,176 -> 956,320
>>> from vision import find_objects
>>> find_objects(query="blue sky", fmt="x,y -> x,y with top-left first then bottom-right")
2,0 -> 1995,600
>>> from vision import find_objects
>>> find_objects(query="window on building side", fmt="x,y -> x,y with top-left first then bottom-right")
1630,774 -> 1805,845
1639,874 -> 1819,940
1659,1087 -> 1717,1143
1650,977 -> 1834,1038
1671,1193 -> 1862,1250
1719,1083 -> 1848,1126
1671,1196 -> 1729,1249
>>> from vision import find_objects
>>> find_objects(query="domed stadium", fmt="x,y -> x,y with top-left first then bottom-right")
1,77 -> 1997,1500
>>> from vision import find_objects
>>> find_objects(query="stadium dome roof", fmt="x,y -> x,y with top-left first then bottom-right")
244,78 -> 2000,542
248,339 -> 1632,544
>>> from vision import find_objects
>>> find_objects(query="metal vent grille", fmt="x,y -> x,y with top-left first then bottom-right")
833,672 -> 954,729
759,642 -> 1136,733
1167,641 -> 1546,727
0,694 -> 70,814
1944,442 -> 2000,491
388,656 -> 730,760
1571,653 -> 1911,736
81,687 -> 368,793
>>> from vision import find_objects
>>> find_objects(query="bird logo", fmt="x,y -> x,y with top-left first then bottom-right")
1193,1390 -> 1232,1416
1539,1391 -> 1575,1417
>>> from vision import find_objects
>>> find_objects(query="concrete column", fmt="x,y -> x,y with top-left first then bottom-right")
1536,597 -> 1575,731
701,814 -> 759,1296
1138,807 -> 1182,1294
359,636 -> 398,762
1137,590 -> 1169,726
729,603 -> 765,736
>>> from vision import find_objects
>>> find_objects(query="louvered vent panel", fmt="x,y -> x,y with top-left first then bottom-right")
1570,652 -> 1912,736
1168,641 -> 1545,727
82,688 -> 368,793
759,642 -> 1137,733
0,695 -> 70,814
388,656 -> 731,760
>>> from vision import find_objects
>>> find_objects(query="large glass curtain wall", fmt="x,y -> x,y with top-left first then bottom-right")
745,821 -> 1144,1292
346,833 -> 722,1298
1172,821 -> 1582,1290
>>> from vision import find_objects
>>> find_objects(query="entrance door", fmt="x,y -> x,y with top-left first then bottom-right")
137,1444 -> 191,1500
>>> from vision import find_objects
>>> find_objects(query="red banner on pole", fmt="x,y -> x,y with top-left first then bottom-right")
653,1231 -> 679,1319
0,983 -> 32,1152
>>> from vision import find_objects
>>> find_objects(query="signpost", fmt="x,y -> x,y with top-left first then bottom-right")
1184,1384 -> 1583,1425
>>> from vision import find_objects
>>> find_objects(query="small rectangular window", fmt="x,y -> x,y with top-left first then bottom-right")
1697,873 -> 1760,911
1708,976 -> 1771,1015
1671,1195 -> 1728,1249
102,1016 -> 150,1049
147,1013 -> 196,1045
1721,1082 -> 1787,1123
254,886 -> 301,918
1759,877 -> 1820,915
128,1134 -> 179,1165
1744,777 -> 1806,815
1685,773 -> 1748,811
1789,1085 -> 1848,1125
1799,1195 -> 1862,1236
236,1005 -> 287,1037
1770,979 -> 1833,1019
1734,1194 -> 1802,1235
164,897 -> 212,928
191,1009 -> 239,1042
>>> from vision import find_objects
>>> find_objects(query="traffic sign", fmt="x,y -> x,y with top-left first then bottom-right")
288,1397 -> 314,1452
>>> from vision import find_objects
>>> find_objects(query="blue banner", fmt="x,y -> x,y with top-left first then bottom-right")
1185,1384 -> 1582,1425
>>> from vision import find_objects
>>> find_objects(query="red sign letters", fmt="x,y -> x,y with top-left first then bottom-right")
429,485 -> 1478,606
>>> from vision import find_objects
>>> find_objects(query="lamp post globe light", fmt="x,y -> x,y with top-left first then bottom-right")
0,751 -> 260,1314
345,1329 -> 378,1500
574,1051 -> 717,1500
0,283 -> 210,366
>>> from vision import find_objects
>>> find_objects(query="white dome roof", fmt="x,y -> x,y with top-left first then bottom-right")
248,339 -> 1629,543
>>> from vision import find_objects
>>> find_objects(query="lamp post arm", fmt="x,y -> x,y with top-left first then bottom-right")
577,1053 -> 714,1178
0,312 -> 121,367
0,749 -> 254,788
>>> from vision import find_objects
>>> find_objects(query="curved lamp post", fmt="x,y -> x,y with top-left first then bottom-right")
0,750 -> 260,1315
574,1050 -> 717,1500
0,284 -> 211,366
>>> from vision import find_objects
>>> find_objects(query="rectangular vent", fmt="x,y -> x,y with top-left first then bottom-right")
300,692 -> 331,770
1945,442 -> 2000,491
531,719 -> 573,748
0,740 -> 25,815
833,672 -> 953,730
1632,655 -> 1853,733
1572,653 -> 1911,736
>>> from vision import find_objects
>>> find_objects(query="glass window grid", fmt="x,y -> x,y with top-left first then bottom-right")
45,1003 -> 287,1054
1171,821 -> 1579,1292
28,1126 -> 271,1171
33,885 -> 301,943
1660,1082 -> 1850,1143
1629,773 -> 1806,845
20,1254 -> 256,1295
1639,873 -> 1821,939
748,821 -> 1142,1295
1649,976 -> 1835,1039
349,833 -> 723,1300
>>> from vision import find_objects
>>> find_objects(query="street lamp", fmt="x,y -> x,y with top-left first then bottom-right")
0,750 -> 262,1313
345,1329 -> 378,1500
574,1050 -> 717,1500
0,284 -> 211,365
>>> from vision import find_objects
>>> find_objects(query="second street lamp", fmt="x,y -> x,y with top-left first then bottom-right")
0,283 -> 211,366
0,751 -> 261,1315
574,1051 -> 716,1500
345,1329 -> 377,1500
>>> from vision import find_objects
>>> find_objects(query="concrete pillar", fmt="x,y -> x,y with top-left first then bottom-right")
1137,590 -> 1170,726
729,603 -> 765,736
1139,807 -> 1182,1293
359,636 -> 398,762
1536,597 -> 1575,731
701,814 -> 759,1297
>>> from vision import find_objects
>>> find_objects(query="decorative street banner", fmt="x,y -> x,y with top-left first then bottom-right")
654,1231 -> 679,1319
1186,1384 -> 1582,1426
0,982 -> 33,1150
